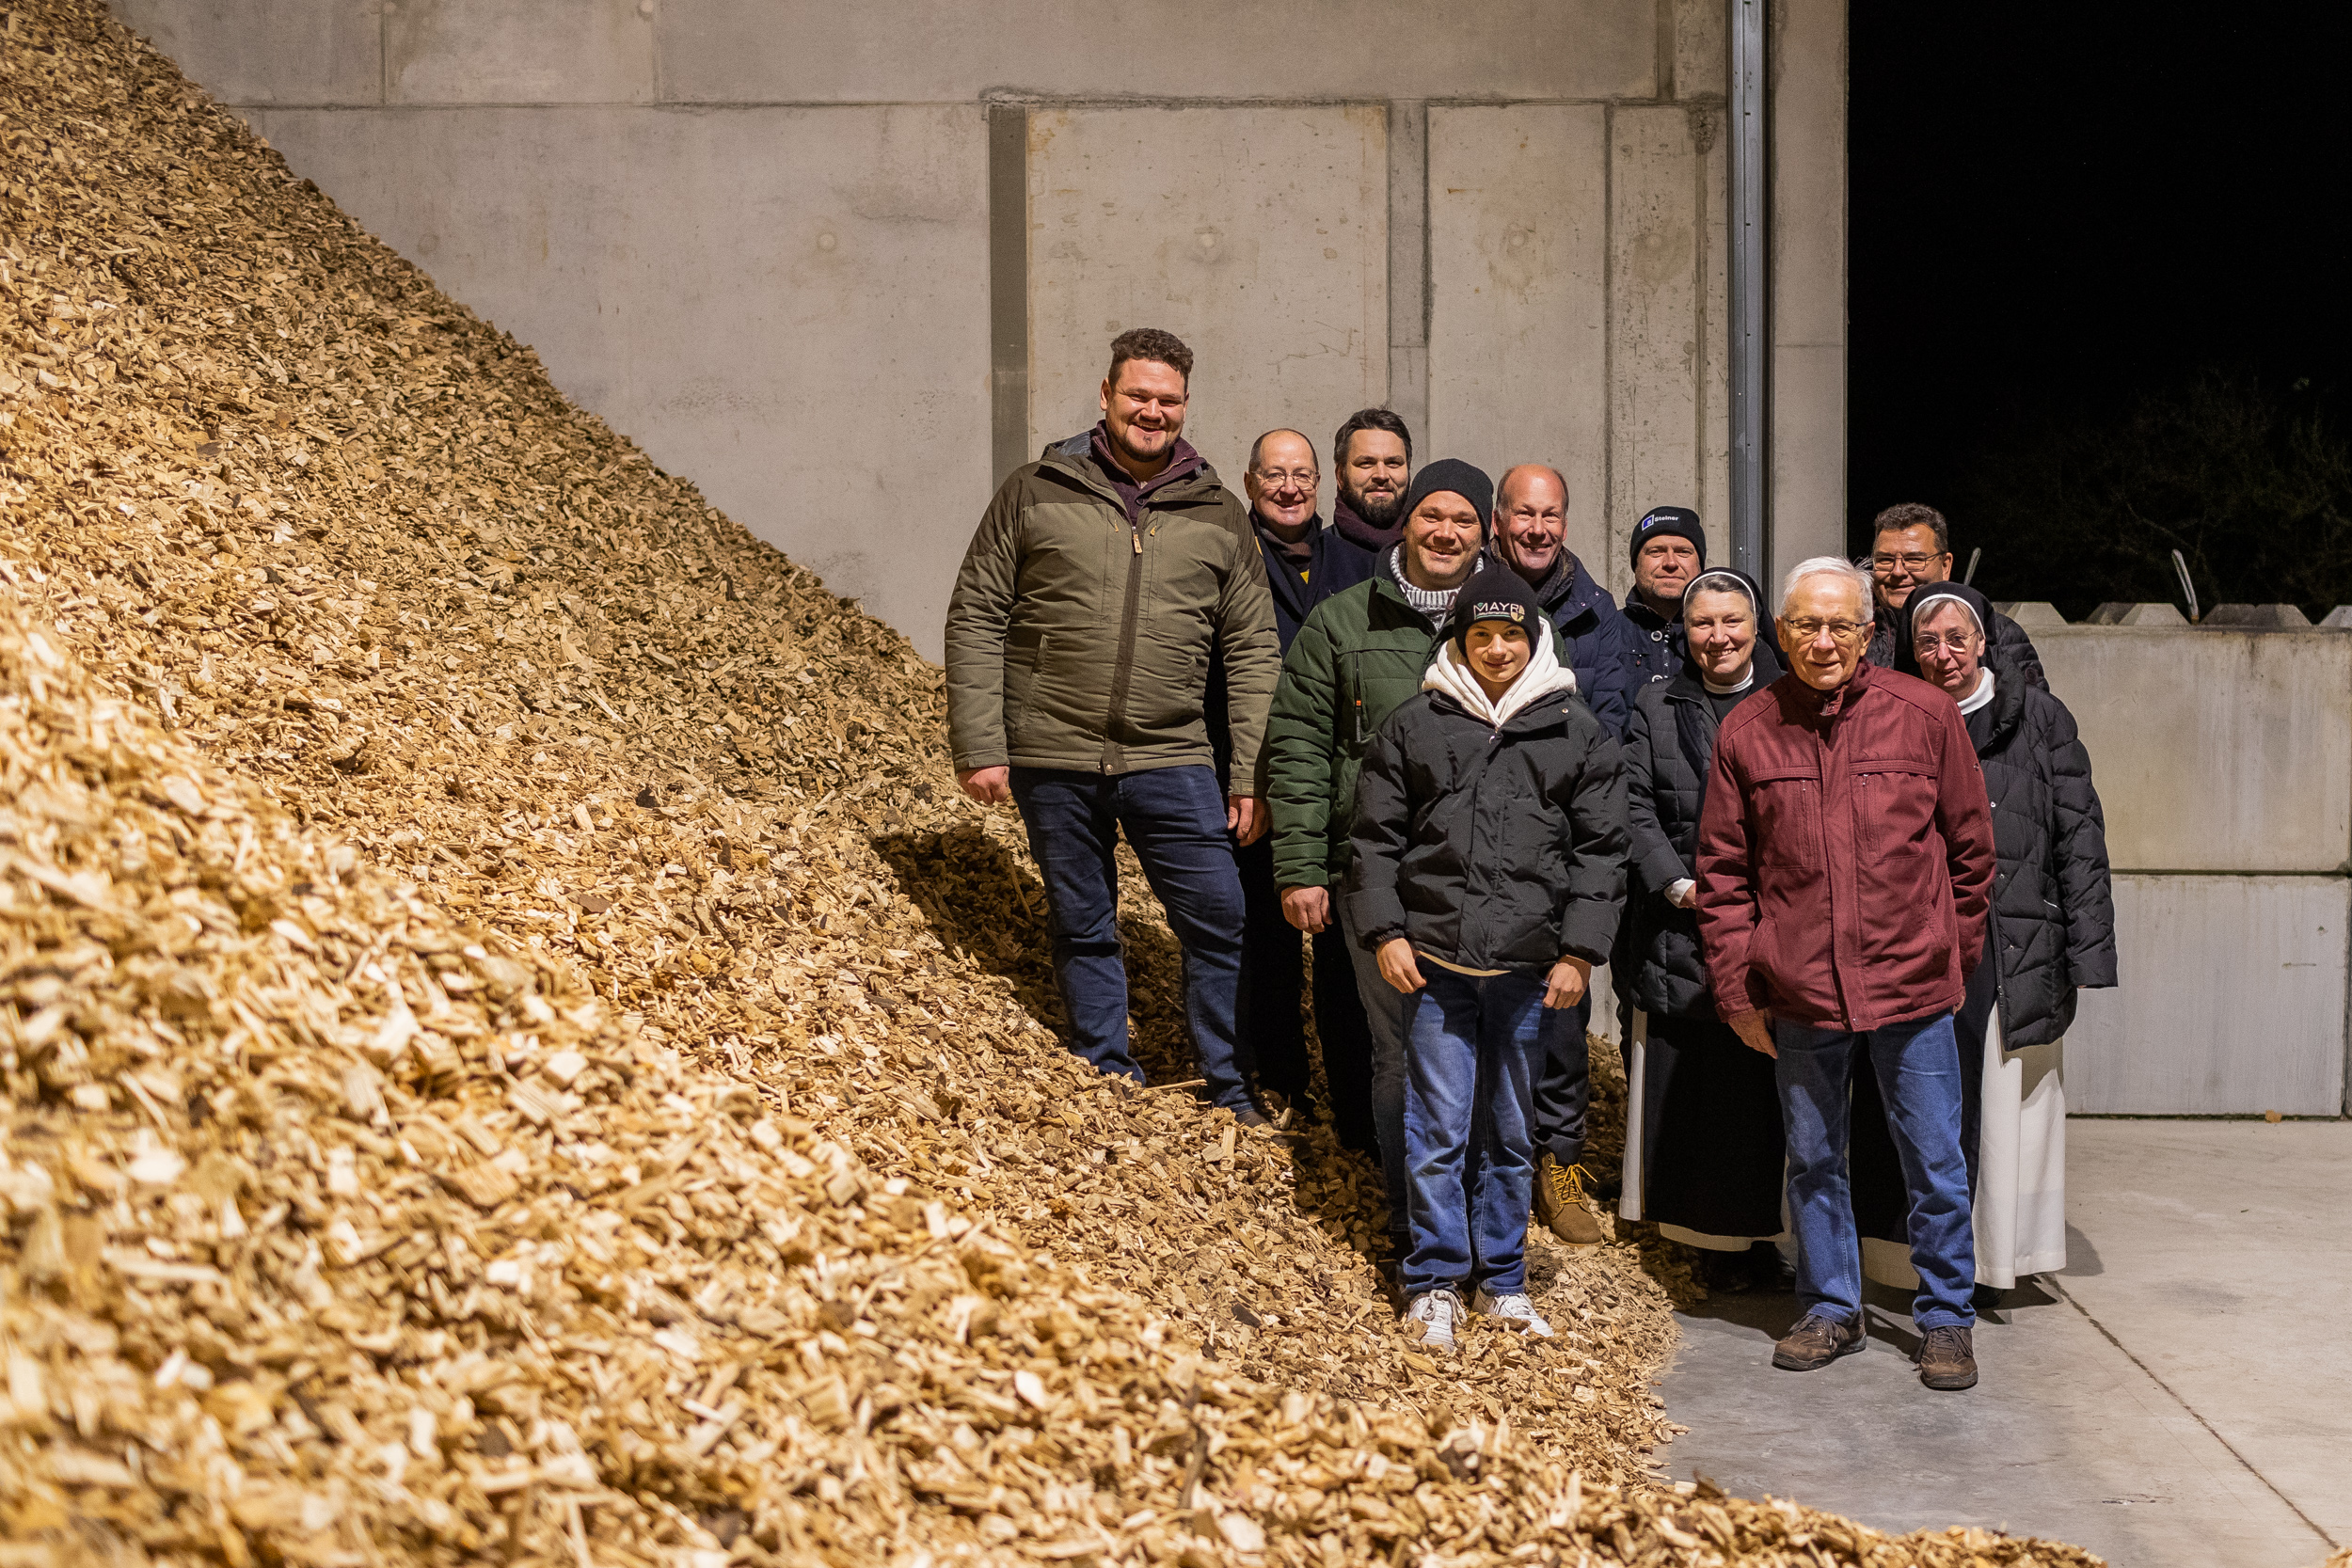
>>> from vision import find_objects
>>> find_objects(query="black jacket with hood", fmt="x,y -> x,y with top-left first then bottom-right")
1344,624 -> 1629,972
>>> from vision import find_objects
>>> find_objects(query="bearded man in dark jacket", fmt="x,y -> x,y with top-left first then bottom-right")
1621,506 -> 1708,686
1327,407 -> 1414,566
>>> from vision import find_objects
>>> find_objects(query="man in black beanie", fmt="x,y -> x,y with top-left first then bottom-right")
1624,506 -> 1708,686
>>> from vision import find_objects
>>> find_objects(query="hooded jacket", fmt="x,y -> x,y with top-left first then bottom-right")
1265,548 -> 1483,891
1694,658 -> 1996,1030
945,428 -> 1281,784
1345,626 -> 1629,971
1622,640 -> 1788,1018
1963,652 -> 2120,1047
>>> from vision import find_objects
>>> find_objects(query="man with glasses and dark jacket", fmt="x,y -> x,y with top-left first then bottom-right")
1213,429 -> 1376,1140
946,328 -> 1281,1123
1864,502 -> 2045,689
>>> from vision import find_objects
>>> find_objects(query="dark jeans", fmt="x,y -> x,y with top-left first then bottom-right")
1776,1011 -> 1977,1331
1341,905 -> 1412,1246
1233,835 -> 1376,1148
1531,991 -> 1592,1170
1399,965 -> 1562,1296
1008,766 -> 1249,1109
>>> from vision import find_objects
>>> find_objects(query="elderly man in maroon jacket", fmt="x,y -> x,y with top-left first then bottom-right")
1695,556 -> 1995,1393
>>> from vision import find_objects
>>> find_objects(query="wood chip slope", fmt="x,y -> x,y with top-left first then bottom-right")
0,5 -> 2100,1565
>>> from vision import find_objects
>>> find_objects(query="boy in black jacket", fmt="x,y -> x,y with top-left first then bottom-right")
1345,564 -> 1629,1351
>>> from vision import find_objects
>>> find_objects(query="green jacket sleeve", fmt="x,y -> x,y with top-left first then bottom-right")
1556,729 -> 1630,964
1212,502 -> 1282,792
1266,607 -> 1341,889
943,471 -> 1028,772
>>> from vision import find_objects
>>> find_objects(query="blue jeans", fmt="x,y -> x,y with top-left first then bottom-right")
1399,965 -> 1564,1297
1341,904 -> 1411,1247
1009,766 -> 1248,1108
1776,1012 -> 1977,1330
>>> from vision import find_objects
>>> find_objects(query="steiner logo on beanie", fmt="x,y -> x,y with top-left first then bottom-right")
1629,504 -> 1707,569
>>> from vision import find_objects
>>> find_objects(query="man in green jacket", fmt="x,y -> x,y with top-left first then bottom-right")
1265,458 -> 1493,1240
944,328 -> 1281,1120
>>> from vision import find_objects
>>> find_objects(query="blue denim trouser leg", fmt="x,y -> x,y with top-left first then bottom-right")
1008,766 -> 1249,1108
1400,966 -> 1554,1297
1341,904 -> 1411,1247
1776,1011 -> 1977,1330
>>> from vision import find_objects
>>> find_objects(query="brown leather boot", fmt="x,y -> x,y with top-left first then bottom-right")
1772,1311 -> 1866,1370
1532,1153 -> 1605,1245
1915,1325 -> 1979,1390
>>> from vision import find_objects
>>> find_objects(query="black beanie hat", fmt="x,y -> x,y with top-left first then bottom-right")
1629,505 -> 1707,569
1447,562 -> 1548,653
1400,458 -> 1494,533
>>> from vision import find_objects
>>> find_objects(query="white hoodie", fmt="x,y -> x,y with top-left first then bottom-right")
1421,621 -> 1581,727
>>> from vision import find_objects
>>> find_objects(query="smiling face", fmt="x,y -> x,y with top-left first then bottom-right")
1339,428 -> 1410,529
1496,467 -> 1568,579
1243,429 -> 1319,536
1913,600 -> 1986,696
1633,534 -> 1703,610
1869,522 -> 1952,610
1684,585 -> 1757,685
1098,356 -> 1188,476
1400,491 -> 1483,591
1777,573 -> 1871,691
1463,621 -> 1533,700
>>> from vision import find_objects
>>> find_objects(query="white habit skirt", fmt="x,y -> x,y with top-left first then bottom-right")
1862,1012 -> 2070,1291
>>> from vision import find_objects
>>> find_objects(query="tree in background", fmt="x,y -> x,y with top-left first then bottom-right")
1956,373 -> 2352,622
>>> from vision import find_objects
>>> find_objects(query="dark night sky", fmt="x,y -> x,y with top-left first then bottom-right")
1847,5 -> 2352,562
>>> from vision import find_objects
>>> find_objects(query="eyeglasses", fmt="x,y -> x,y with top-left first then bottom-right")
1253,469 -> 1319,489
1913,631 -> 1980,654
1785,617 -> 1870,644
1871,552 -> 1946,572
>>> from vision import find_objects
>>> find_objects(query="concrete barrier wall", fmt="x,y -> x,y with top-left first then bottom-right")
2021,613 -> 2352,1115
111,0 -> 1850,658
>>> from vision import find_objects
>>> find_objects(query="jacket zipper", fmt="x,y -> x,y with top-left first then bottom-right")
1099,513 -> 1149,772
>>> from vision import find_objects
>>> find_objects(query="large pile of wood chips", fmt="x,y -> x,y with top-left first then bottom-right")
0,5 -> 2100,1565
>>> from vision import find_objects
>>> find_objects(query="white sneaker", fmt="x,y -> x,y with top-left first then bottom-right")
1471,1289 -> 1554,1337
1405,1289 -> 1466,1353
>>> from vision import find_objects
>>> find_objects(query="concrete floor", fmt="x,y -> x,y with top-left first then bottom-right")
1655,1119 -> 2349,1568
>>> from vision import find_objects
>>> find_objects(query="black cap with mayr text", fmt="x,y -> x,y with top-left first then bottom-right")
1629,505 -> 1707,568
1446,562 -> 1548,651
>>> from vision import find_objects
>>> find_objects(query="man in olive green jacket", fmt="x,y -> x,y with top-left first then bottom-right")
944,329 -> 1280,1118
1265,458 -> 1493,1243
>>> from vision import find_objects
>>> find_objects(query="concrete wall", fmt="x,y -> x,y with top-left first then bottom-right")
2026,612 -> 2352,1116
114,0 -> 1850,656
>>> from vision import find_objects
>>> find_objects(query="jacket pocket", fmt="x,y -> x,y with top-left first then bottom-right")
1851,758 -> 1939,863
1746,765 -> 1822,867
1003,625 -> 1045,742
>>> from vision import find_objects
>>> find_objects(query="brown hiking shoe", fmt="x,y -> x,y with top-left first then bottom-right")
1772,1311 -> 1866,1370
1916,1325 -> 1979,1390
1533,1153 -> 1605,1245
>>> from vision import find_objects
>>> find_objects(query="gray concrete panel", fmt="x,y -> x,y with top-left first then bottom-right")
656,0 -> 1655,105
1766,0 -> 1847,584
1657,1121 -> 2348,1567
1672,0 -> 1726,100
1609,104 -> 1706,590
386,0 -> 656,104
111,0 -> 381,105
2037,627 -> 2352,873
1023,106 -> 1389,493
1385,101 -> 1430,450
249,104 -> 989,661
1697,114 -> 1731,547
2067,874 -> 2348,1117
1425,105 -> 1610,573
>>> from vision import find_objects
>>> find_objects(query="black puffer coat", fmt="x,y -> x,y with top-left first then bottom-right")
1970,656 -> 2119,1046
1345,686 -> 1628,971
1621,643 -> 1786,1018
